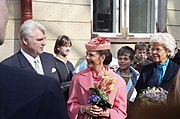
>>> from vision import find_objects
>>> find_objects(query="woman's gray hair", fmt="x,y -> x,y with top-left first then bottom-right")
150,33 -> 176,58
19,19 -> 46,40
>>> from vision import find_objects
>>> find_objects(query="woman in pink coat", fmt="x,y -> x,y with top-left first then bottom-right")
67,38 -> 127,119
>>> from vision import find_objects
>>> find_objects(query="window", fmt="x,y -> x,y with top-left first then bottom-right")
92,0 -> 113,32
129,0 -> 156,33
91,0 -> 159,37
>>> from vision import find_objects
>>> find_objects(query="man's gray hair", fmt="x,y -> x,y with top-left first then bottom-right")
19,19 -> 46,40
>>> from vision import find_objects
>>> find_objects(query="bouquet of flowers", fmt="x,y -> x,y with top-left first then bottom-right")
88,71 -> 116,110
138,87 -> 168,106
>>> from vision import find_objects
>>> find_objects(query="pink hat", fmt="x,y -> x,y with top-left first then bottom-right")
85,38 -> 111,51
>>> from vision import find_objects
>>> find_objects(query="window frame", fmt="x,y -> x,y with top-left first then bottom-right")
91,0 -> 159,38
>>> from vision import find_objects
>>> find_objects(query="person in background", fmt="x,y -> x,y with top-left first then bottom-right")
54,35 -> 75,102
73,57 -> 88,74
129,70 -> 180,119
171,45 -> 180,65
2,20 -> 59,81
109,57 -> 119,72
0,0 -> 8,44
167,69 -> 180,105
136,33 -> 180,94
146,43 -> 153,61
134,42 -> 152,72
116,46 -> 139,102
0,0 -> 68,118
68,37 -> 127,119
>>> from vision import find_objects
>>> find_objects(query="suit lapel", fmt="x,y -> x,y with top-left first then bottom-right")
39,53 -> 49,76
161,60 -> 178,85
39,53 -> 60,81
17,51 -> 35,72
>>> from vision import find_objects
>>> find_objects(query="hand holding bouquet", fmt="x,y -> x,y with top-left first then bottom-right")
87,71 -> 116,118
88,86 -> 112,110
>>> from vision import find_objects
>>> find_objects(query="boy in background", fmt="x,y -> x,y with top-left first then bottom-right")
116,46 -> 139,102
134,42 -> 152,72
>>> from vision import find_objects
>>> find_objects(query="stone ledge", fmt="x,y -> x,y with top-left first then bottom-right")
109,37 -> 150,44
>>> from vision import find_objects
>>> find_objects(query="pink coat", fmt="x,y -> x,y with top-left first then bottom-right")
67,68 -> 127,119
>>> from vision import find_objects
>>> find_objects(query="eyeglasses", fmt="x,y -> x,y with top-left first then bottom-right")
150,48 -> 165,53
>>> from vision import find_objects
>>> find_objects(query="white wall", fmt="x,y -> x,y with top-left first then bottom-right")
0,0 -> 91,66
167,0 -> 180,48
1,0 -> 180,64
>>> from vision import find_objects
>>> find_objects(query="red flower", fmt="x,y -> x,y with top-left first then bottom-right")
98,84 -> 102,89
106,81 -> 113,87
106,90 -> 111,94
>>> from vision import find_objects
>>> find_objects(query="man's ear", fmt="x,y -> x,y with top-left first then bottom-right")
22,37 -> 28,45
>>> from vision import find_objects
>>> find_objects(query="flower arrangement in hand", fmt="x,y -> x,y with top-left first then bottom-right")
88,71 -> 116,110
139,87 -> 168,105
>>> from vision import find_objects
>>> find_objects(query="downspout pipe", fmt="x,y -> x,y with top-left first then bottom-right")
21,0 -> 32,23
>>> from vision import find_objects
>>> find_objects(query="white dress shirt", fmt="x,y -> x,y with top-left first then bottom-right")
21,48 -> 44,75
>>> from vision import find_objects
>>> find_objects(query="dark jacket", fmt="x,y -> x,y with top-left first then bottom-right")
172,49 -> 180,65
2,51 -> 59,81
55,58 -> 75,101
0,63 -> 69,119
136,59 -> 180,94
133,57 -> 152,72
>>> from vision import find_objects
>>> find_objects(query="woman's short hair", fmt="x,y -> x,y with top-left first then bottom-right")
150,33 -> 176,58
54,35 -> 72,54
19,20 -> 46,40
97,49 -> 112,65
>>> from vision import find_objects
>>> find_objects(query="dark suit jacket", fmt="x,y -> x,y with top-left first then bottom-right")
136,60 -> 180,94
2,51 -> 59,82
172,49 -> 180,65
0,63 -> 69,119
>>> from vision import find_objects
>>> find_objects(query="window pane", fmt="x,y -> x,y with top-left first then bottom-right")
129,0 -> 155,33
93,0 -> 113,32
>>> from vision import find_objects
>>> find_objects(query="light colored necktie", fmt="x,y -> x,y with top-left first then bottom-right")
34,59 -> 44,75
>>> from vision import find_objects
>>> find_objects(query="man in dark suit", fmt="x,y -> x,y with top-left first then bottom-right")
0,0 -> 68,118
2,20 -> 59,81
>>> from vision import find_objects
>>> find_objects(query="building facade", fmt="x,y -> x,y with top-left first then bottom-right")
1,0 -> 180,65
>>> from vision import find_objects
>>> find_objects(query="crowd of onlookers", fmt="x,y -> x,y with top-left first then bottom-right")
1,0 -> 180,118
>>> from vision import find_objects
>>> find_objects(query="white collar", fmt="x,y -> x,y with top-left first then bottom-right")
21,48 -> 41,67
